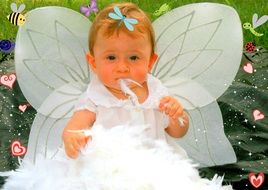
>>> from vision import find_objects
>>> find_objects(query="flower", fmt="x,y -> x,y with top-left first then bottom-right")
0,40 -> 15,53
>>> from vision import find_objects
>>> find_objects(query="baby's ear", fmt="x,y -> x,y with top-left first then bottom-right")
86,52 -> 97,72
148,53 -> 158,72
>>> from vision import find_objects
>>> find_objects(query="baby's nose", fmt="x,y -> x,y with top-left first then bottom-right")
117,62 -> 130,72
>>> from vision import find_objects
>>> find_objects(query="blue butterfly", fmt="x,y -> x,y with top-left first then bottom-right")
108,6 -> 138,31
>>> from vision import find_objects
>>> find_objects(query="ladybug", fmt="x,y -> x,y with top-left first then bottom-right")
245,42 -> 256,53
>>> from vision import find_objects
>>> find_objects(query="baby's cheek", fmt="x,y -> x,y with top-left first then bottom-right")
132,69 -> 148,81
98,66 -> 114,83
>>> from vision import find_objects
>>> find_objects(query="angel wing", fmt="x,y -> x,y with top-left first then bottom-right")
152,3 -> 243,167
15,6 -> 92,163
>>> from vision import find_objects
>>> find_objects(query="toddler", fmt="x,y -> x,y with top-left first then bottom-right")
62,2 -> 189,159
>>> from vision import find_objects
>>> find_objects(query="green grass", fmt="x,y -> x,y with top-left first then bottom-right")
0,0 -> 268,48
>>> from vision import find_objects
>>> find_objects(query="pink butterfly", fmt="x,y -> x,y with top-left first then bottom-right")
80,0 -> 98,17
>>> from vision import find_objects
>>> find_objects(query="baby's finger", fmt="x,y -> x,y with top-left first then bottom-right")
72,139 -> 82,151
85,136 -> 92,144
80,136 -> 92,147
173,107 -> 184,119
65,144 -> 79,159
162,102 -> 173,115
159,96 -> 171,108
160,96 -> 171,102
168,103 -> 179,117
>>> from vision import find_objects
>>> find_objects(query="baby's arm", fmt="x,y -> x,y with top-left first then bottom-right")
62,110 -> 96,159
159,96 -> 189,138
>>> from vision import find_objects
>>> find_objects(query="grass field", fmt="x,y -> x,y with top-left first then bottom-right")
0,0 -> 268,48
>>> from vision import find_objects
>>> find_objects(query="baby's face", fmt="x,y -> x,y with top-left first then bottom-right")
87,31 -> 157,90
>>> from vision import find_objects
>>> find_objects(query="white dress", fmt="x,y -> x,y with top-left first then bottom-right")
1,74 -> 232,190
75,74 -> 169,135
75,74 -> 188,157
75,74 -> 181,148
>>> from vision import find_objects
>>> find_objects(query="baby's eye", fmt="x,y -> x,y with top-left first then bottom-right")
129,55 -> 139,61
106,55 -> 116,61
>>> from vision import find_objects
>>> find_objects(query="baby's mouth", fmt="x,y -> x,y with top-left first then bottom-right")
117,78 -> 142,88
117,78 -> 142,106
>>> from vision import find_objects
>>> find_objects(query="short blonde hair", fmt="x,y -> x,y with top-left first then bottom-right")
89,2 -> 155,55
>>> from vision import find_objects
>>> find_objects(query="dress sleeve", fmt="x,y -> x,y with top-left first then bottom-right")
74,91 -> 97,113
161,112 -> 169,129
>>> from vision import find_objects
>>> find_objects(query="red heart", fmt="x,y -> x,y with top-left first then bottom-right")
11,140 -> 27,156
248,172 -> 265,188
0,74 -> 16,89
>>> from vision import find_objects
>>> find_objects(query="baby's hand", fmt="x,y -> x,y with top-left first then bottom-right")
62,129 -> 91,159
159,96 -> 184,120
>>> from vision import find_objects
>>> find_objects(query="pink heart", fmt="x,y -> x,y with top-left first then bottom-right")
253,109 -> 265,121
0,74 -> 16,89
19,104 -> 27,112
243,62 -> 253,73
248,172 -> 265,188
11,140 -> 27,156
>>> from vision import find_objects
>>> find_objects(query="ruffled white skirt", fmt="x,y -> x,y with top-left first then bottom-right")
2,125 -> 232,190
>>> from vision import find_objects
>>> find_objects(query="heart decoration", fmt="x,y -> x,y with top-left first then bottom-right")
11,140 -> 27,157
243,62 -> 253,74
248,172 -> 265,188
253,109 -> 265,121
0,74 -> 16,89
19,104 -> 28,112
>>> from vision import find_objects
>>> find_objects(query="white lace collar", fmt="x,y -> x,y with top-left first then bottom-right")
86,74 -> 169,109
